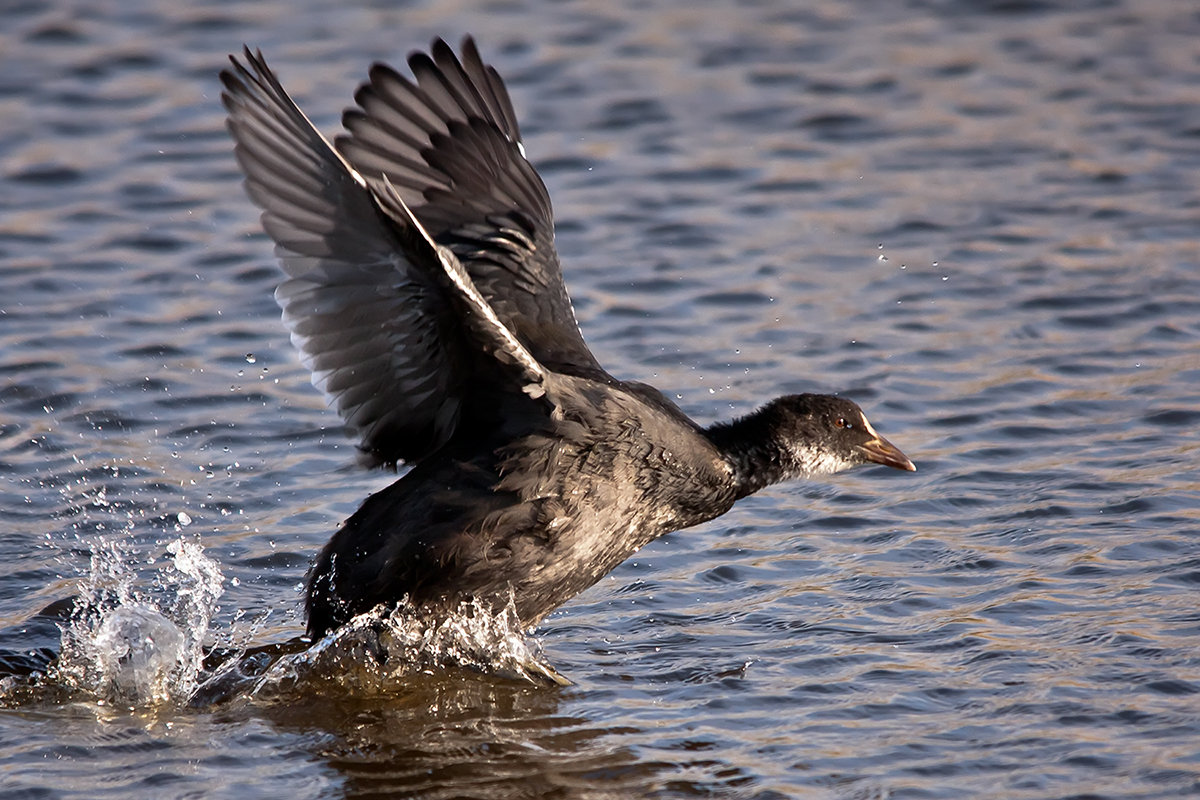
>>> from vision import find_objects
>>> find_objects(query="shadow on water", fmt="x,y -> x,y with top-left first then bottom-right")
239,672 -> 652,799
208,634 -> 651,799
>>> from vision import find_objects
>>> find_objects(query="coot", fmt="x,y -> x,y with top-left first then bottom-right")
220,37 -> 915,641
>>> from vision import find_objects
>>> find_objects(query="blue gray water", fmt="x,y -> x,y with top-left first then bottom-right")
2,0 -> 1199,797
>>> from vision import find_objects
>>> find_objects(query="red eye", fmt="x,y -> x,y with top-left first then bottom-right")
835,417 -> 849,429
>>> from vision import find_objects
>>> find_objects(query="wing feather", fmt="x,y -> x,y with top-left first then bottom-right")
337,37 -> 604,376
221,48 -> 469,465
221,39 -> 588,467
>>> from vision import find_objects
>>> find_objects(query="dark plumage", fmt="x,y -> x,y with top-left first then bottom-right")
219,37 -> 915,642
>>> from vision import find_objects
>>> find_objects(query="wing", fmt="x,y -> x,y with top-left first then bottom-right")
221,48 -> 472,466
335,37 -> 606,377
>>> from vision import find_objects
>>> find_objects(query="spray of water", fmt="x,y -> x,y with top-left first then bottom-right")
235,596 -> 568,701
52,536 -> 224,706
34,528 -> 563,710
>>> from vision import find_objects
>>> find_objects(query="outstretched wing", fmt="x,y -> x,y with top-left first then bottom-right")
336,37 -> 605,377
221,48 -> 472,466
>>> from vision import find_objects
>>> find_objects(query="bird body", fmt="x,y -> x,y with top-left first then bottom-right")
220,38 -> 914,642
309,373 -> 738,637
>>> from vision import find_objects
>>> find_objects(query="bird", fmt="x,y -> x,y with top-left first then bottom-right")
219,36 -> 915,643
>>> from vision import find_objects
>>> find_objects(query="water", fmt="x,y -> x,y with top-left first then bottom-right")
2,0 -> 1199,796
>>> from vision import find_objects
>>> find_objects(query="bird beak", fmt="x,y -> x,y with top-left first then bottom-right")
858,434 -> 916,472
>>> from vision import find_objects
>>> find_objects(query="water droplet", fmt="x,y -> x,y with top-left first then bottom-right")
177,512 -> 192,526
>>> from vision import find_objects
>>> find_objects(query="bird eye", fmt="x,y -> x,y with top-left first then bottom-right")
835,417 -> 850,429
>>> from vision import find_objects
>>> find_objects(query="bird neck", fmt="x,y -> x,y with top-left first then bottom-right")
704,405 -> 798,500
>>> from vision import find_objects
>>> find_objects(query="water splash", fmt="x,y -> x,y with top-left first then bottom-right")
18,531 -> 562,709
25,532 -> 562,709
52,537 -> 224,706
231,597 -> 567,701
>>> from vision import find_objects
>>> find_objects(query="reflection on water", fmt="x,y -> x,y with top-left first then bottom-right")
1,0 -> 1199,797
246,674 -> 649,800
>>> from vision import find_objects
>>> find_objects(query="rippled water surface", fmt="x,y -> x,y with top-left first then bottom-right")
2,0 -> 1199,797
